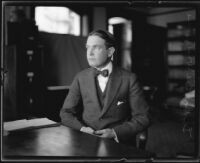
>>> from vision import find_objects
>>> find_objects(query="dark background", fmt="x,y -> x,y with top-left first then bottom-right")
2,1 -> 199,159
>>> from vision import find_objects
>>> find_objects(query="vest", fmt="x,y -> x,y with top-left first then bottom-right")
95,77 -> 110,109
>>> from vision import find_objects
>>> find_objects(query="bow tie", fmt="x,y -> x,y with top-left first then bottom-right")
95,69 -> 109,77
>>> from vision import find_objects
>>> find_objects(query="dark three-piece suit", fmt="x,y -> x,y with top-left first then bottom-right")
60,66 -> 149,144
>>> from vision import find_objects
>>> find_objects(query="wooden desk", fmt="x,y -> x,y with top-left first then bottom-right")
2,125 -> 153,161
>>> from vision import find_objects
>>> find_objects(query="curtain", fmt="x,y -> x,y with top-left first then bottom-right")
39,32 -> 89,86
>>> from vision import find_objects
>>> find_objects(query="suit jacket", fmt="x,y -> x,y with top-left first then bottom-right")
60,66 -> 149,143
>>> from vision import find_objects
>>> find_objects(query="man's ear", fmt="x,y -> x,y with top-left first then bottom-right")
108,47 -> 115,58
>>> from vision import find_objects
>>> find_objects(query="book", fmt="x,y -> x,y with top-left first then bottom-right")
185,90 -> 195,98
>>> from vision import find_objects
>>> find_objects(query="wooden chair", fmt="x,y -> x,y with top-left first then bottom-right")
137,130 -> 148,149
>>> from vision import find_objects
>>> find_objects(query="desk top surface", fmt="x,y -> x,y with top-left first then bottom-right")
3,125 -> 152,160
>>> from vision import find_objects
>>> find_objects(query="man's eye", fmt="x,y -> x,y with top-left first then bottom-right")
94,46 -> 101,50
85,45 -> 102,50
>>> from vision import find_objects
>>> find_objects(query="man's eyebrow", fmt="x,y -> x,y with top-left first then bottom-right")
86,44 -> 103,46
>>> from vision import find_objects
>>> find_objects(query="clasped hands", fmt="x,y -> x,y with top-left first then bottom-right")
80,126 -> 115,139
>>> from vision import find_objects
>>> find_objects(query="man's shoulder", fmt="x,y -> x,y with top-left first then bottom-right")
75,67 -> 93,78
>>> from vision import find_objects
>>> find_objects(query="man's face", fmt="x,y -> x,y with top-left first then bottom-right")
86,35 -> 113,68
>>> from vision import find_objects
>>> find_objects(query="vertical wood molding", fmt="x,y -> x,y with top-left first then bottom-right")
93,7 -> 106,30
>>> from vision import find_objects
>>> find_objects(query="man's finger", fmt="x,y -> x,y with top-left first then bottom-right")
80,127 -> 94,134
86,127 -> 94,133
94,130 -> 105,135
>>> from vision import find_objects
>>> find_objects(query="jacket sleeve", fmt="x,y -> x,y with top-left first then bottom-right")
113,73 -> 150,142
59,75 -> 84,130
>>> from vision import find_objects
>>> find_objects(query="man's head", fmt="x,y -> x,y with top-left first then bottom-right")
86,30 -> 116,68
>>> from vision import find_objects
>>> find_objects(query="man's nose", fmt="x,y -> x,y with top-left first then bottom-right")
87,48 -> 94,56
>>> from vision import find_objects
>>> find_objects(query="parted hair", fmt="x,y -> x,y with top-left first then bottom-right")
88,29 -> 116,49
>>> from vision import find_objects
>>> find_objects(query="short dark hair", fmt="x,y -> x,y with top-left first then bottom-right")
88,29 -> 116,49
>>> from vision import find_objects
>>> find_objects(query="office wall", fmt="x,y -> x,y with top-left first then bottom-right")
147,9 -> 196,27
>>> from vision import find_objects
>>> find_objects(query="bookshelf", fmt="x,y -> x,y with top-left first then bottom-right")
165,20 -> 196,121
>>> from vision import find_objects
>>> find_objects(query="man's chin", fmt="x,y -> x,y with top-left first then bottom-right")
89,63 -> 98,68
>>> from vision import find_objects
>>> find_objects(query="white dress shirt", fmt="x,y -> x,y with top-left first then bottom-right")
96,61 -> 113,92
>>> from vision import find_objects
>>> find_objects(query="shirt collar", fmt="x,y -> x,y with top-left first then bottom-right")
95,61 -> 113,76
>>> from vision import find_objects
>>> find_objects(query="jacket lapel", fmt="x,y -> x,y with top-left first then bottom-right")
87,68 -> 102,111
100,67 -> 122,117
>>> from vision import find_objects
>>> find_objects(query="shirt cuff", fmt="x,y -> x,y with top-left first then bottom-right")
112,129 -> 119,143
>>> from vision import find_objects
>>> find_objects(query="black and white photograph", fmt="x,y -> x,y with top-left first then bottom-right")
1,0 -> 200,162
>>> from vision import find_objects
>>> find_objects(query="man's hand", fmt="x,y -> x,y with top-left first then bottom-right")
80,126 -> 94,134
94,129 -> 115,138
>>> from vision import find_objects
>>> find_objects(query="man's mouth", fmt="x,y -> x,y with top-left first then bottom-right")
88,58 -> 95,60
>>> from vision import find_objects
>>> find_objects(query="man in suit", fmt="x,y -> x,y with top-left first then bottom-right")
60,29 -> 149,145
